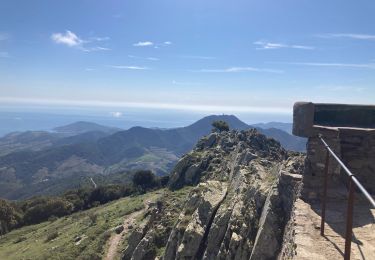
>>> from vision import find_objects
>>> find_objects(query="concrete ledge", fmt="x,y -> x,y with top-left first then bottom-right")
292,102 -> 314,137
293,102 -> 375,137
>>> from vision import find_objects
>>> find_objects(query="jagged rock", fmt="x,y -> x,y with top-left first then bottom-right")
131,233 -> 156,260
250,184 -> 282,260
168,156 -> 203,190
123,224 -> 149,260
122,129 -> 304,260
197,133 -> 218,149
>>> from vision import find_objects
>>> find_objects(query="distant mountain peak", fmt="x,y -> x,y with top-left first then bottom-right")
53,121 -> 121,135
188,114 -> 249,131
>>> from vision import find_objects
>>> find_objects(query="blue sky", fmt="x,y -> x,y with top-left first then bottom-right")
0,0 -> 375,118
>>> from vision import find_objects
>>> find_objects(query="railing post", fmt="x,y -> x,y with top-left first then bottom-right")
344,176 -> 355,260
320,150 -> 329,236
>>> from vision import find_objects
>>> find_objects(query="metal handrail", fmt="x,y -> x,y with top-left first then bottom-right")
318,134 -> 375,260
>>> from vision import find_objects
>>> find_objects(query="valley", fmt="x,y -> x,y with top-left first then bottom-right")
0,115 -> 305,199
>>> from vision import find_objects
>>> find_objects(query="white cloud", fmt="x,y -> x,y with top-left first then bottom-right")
198,67 -> 284,73
164,41 -> 172,45
51,30 -> 83,47
109,65 -> 149,70
128,55 -> 159,61
316,33 -> 375,40
85,68 -> 95,71
254,41 -> 315,50
281,62 -> 375,69
133,41 -> 153,47
110,111 -> 123,118
51,30 -> 111,52
0,51 -> 9,58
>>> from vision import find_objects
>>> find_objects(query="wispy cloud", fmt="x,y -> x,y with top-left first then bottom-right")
110,111 -> 123,118
51,30 -> 111,52
133,41 -> 172,48
0,51 -> 9,58
179,55 -> 217,60
128,55 -> 159,61
146,57 -> 159,61
315,85 -> 367,93
133,41 -> 153,47
85,68 -> 95,71
316,33 -> 375,40
82,46 -> 111,52
89,36 -> 110,41
198,67 -> 283,73
109,65 -> 150,70
278,62 -> 375,69
254,41 -> 315,50
172,80 -> 201,86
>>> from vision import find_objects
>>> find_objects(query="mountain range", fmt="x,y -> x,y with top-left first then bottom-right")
0,115 -> 306,199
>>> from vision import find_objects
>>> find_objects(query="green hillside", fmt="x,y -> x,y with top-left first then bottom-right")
0,186 -> 194,260
0,190 -> 161,260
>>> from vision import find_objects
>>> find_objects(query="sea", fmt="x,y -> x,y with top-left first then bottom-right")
0,105 -> 292,137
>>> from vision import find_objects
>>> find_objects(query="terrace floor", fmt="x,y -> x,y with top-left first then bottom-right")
293,184 -> 375,260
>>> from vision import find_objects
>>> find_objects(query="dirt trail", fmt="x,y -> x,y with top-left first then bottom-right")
104,202 -> 149,260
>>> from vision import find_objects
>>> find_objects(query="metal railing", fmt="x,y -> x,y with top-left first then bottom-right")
318,134 -> 375,260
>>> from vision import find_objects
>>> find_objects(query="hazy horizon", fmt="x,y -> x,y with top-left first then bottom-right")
0,105 -> 293,137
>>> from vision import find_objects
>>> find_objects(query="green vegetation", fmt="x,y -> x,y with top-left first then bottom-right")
212,120 -> 230,132
132,170 -> 157,190
0,179 -> 194,260
0,171 -> 167,235
0,199 -> 22,234
0,191 -> 161,260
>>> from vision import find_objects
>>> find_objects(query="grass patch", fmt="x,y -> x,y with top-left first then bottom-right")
0,190 -> 163,260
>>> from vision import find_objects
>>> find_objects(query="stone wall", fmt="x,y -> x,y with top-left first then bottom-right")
339,128 -> 375,193
303,127 -> 341,200
303,126 -> 375,196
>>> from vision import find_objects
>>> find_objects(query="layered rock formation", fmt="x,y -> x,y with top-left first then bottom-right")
122,129 -> 305,260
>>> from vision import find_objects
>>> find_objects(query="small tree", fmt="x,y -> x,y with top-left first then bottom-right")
211,120 -> 229,132
132,170 -> 157,190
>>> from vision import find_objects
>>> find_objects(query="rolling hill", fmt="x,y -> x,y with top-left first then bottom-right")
0,115 -> 306,199
53,121 -> 121,135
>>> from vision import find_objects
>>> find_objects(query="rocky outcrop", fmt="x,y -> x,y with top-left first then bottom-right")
122,129 -> 305,260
